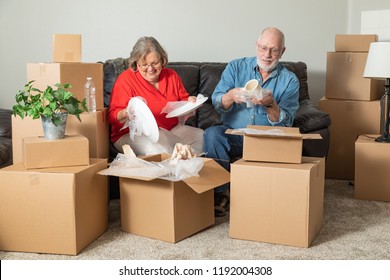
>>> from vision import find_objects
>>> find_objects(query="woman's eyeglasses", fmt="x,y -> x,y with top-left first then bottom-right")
138,61 -> 161,70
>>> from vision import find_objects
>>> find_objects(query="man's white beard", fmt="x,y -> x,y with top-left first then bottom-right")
257,58 -> 278,73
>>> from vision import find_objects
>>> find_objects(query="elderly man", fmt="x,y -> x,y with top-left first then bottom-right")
204,27 -> 300,217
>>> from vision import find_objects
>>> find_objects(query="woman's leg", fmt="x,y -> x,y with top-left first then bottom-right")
170,125 -> 205,155
113,128 -> 181,155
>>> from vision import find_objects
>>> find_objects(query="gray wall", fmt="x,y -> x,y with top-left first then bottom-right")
1,0 -> 389,109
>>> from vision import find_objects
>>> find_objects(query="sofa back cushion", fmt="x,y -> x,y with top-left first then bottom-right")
281,61 -> 309,101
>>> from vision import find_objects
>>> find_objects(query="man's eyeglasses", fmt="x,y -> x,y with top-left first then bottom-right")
138,61 -> 161,70
257,45 -> 281,56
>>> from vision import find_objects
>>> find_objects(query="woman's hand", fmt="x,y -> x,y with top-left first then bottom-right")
188,96 -> 197,103
117,108 -> 129,124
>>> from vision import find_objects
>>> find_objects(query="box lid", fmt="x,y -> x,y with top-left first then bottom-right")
225,125 -> 321,140
3,158 -> 106,174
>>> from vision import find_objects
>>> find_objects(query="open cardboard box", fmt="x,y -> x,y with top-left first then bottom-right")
226,125 -> 321,163
99,153 -> 230,243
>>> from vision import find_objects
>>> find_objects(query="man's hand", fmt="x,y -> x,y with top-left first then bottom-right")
222,88 -> 246,109
249,89 -> 274,107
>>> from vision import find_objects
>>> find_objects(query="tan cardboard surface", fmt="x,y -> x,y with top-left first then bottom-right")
229,157 -> 325,248
319,97 -> 380,179
117,154 -> 230,243
27,62 -> 104,110
335,34 -> 378,52
325,52 -> 384,101
22,135 -> 89,169
226,126 -> 304,163
0,158 -> 108,255
52,34 -> 82,62
355,134 -> 390,201
12,109 -> 109,163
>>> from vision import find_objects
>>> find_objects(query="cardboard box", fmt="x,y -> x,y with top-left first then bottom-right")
27,62 -> 104,110
22,135 -> 89,169
117,154 -> 230,243
319,97 -> 380,180
325,52 -> 384,101
355,134 -> 390,201
226,125 -> 321,164
12,109 -> 109,163
229,157 -> 325,248
52,34 -> 82,62
0,158 -> 108,255
335,34 -> 378,52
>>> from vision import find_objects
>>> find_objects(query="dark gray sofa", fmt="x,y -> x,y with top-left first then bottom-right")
102,58 -> 331,161
0,108 -> 13,168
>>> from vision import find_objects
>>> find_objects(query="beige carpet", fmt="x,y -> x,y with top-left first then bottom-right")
1,179 -> 390,260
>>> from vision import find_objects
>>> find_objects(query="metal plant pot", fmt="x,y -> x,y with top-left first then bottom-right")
41,112 -> 68,140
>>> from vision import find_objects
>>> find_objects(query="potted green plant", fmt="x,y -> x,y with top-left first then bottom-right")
12,80 -> 88,140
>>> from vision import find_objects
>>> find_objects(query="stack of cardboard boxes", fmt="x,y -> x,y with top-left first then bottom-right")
227,126 -> 325,248
319,34 -> 383,180
0,34 -> 109,255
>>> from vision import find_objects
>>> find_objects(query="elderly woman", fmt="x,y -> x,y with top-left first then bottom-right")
108,36 -> 204,156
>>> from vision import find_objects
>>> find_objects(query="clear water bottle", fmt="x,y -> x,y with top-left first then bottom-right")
84,77 -> 96,113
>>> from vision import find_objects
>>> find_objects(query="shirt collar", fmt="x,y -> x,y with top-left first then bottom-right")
254,62 -> 281,79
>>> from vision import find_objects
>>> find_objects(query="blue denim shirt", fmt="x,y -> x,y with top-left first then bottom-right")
212,57 -> 300,128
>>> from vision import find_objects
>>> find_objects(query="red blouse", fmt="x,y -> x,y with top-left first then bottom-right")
108,68 -> 190,143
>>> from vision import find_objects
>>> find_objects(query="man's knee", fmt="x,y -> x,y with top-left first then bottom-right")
204,125 -> 225,142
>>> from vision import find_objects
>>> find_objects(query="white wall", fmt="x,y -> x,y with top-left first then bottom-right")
0,0 -> 388,110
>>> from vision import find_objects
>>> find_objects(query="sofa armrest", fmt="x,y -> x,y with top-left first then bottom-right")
293,99 -> 331,133
0,108 -> 12,139
0,109 -> 13,168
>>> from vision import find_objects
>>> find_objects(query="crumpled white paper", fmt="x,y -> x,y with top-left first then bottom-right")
99,153 -> 204,182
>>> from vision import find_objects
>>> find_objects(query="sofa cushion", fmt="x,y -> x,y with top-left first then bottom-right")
102,57 -> 129,107
197,64 -> 227,129
281,61 -> 309,102
0,137 -> 12,168
166,64 -> 200,97
0,109 -> 12,138
293,99 -> 331,133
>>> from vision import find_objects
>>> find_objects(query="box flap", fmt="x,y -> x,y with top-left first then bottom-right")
183,158 -> 230,194
226,125 -> 302,139
98,154 -> 230,190
302,134 -> 322,140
